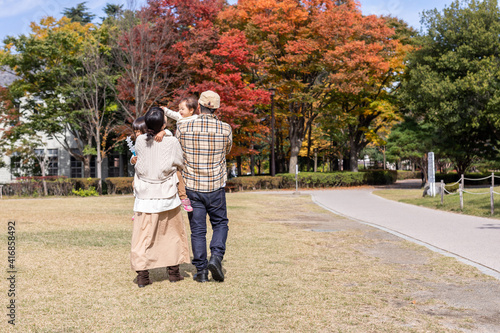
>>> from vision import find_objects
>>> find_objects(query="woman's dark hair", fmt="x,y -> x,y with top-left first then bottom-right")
180,96 -> 198,113
132,116 -> 147,134
144,107 -> 165,141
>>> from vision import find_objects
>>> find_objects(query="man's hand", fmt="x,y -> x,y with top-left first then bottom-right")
155,130 -> 166,142
131,156 -> 138,165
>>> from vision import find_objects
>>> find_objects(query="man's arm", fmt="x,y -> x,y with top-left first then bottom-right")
226,128 -> 233,155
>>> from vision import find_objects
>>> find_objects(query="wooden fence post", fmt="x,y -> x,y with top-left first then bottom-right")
441,180 -> 444,205
460,183 -> 464,211
491,186 -> 494,216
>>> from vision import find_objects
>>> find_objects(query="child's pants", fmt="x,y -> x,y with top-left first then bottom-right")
177,170 -> 187,201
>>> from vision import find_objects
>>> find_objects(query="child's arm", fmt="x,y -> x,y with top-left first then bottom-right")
161,106 -> 181,121
130,156 -> 137,165
154,128 -> 174,142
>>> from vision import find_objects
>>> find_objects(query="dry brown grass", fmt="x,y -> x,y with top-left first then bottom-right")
1,193 -> 498,332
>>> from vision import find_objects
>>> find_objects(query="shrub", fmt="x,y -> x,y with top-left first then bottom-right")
397,171 -> 421,180
72,186 -> 99,197
225,170 -> 397,192
361,169 -> 398,185
71,178 -> 100,190
105,177 -> 134,194
47,178 -> 74,196
2,176 -> 74,197
444,183 -> 459,193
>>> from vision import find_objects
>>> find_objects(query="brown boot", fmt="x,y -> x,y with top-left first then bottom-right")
136,270 -> 151,288
167,265 -> 184,283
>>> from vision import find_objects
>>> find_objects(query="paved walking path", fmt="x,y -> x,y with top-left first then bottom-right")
311,188 -> 500,279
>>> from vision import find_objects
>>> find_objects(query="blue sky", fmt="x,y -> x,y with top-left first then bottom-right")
0,0 -> 455,43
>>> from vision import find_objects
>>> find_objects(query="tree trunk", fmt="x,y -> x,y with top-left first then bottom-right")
349,149 -> 359,172
288,114 -> 305,174
83,156 -> 91,178
96,154 -> 102,195
40,160 -> 48,196
250,145 -> 255,176
96,129 -> 103,194
314,150 -> 317,172
306,124 -> 312,171
236,156 -> 242,177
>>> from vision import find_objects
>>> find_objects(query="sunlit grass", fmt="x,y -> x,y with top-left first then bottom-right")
0,194 -> 494,332
374,187 -> 500,219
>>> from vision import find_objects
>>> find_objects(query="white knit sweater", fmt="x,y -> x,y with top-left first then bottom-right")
133,134 -> 184,199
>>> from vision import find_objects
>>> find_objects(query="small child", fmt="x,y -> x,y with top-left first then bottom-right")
161,96 -> 198,125
130,117 -> 147,221
132,116 -> 147,140
154,96 -> 198,213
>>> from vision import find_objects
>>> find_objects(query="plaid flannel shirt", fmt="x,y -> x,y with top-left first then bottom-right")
176,114 -> 232,192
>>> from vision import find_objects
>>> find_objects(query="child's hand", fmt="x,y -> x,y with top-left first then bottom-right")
155,130 -> 166,142
131,156 -> 138,165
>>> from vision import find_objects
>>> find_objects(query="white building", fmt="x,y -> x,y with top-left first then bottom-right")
0,72 -> 130,184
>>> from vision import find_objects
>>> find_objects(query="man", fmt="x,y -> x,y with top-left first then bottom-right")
175,90 -> 232,282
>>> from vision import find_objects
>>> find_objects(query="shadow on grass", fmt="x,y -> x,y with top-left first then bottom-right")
132,263 -> 196,285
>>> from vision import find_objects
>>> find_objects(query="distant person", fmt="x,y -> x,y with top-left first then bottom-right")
175,90 -> 232,282
130,107 -> 190,287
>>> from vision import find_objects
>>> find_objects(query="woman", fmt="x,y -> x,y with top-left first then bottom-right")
131,107 -> 190,287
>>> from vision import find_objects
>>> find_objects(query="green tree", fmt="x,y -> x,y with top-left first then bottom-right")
386,118 -> 437,181
67,26 -> 121,192
399,0 -> 500,174
0,17 -> 99,177
103,3 -> 123,20
62,2 -> 96,24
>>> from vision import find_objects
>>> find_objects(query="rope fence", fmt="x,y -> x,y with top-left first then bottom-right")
438,173 -> 498,215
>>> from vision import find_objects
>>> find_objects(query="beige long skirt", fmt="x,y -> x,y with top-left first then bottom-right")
130,206 -> 190,271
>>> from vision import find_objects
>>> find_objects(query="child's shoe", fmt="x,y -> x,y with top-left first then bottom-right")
181,198 -> 193,212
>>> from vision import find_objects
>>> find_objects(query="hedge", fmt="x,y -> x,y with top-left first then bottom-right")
105,177 -> 134,195
226,170 -> 397,191
396,170 -> 422,180
1,177 -> 101,197
72,178 -> 101,190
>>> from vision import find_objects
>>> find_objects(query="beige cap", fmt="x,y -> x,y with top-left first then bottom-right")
198,90 -> 220,109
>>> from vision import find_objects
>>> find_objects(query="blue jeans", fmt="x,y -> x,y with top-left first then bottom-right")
186,188 -> 229,271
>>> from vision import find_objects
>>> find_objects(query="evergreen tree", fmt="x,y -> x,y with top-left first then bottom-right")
400,0 -> 500,173
62,2 -> 96,24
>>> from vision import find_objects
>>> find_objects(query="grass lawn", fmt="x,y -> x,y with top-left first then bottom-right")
374,187 -> 500,219
1,193 -> 499,332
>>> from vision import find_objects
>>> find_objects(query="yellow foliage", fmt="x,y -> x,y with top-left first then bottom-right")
30,16 -> 95,40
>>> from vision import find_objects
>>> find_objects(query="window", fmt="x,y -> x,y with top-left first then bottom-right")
71,150 -> 96,178
10,153 -> 22,178
46,149 -> 58,176
34,149 -> 58,176
70,149 -> 83,178
90,156 -> 96,178
107,153 -> 120,177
